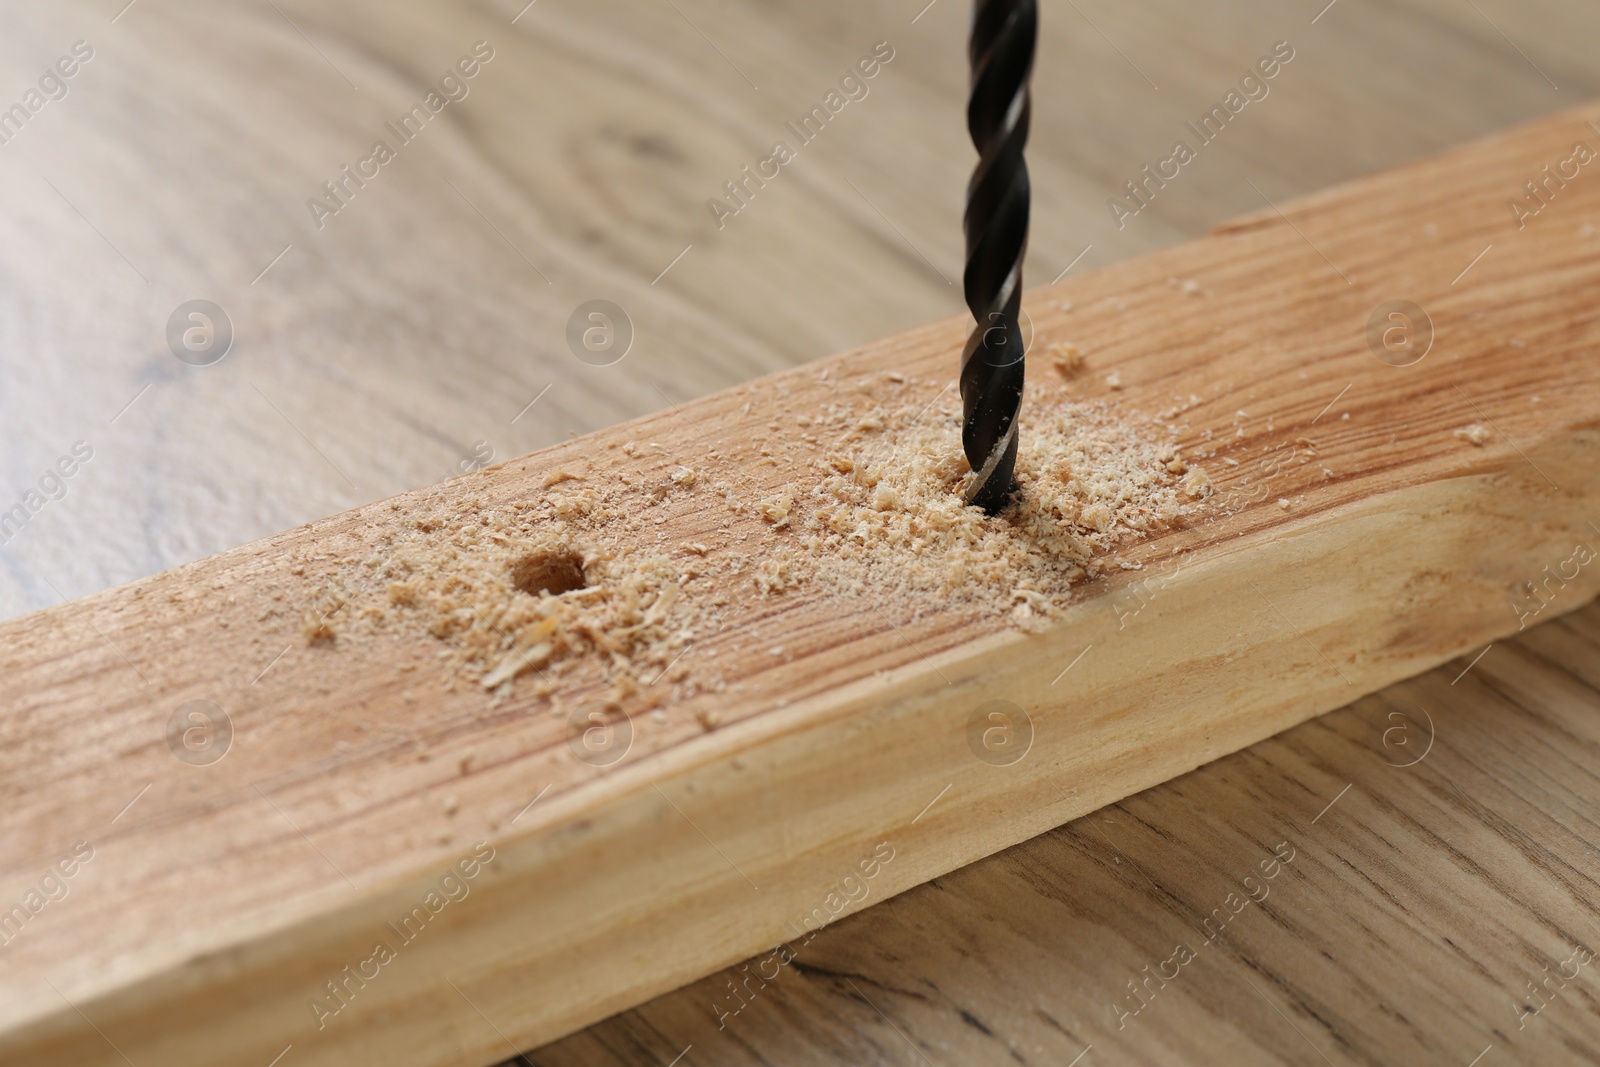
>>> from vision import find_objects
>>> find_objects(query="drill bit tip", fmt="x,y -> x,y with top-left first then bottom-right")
960,0 -> 1036,515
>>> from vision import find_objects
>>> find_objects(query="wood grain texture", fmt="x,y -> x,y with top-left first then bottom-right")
529,596 -> 1600,1067
3,2 -> 1600,1066
3,0 -> 1597,619
6,92 -> 1600,1065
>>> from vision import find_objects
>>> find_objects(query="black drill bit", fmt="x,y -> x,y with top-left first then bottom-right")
961,0 -> 1036,513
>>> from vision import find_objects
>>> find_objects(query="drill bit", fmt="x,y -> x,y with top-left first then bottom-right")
961,0 -> 1036,514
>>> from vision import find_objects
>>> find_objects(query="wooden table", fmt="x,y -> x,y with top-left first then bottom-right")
1,0 -> 1595,1063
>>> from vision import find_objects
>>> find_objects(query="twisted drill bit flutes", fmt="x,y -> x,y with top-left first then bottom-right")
961,0 -> 1036,514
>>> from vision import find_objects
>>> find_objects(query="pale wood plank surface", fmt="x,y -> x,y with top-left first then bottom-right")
500,1 -> 1600,1064
13,110 -> 1600,1058
2,0 -> 1595,616
529,596 -> 1600,1067
2,1 -> 1598,1066
4,95 -> 1600,1066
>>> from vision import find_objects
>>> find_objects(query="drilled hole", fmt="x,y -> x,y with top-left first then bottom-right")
510,549 -> 588,597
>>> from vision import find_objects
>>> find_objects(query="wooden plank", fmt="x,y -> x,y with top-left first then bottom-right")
532,595 -> 1600,1066
6,99 -> 1600,1067
9,0 -> 1598,626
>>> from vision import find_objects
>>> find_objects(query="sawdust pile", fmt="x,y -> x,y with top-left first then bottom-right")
313,496 -> 710,703
797,397 -> 1196,627
308,378 -> 1205,700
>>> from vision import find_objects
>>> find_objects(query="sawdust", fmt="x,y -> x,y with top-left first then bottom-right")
303,375 -> 1204,703
1047,341 -> 1085,376
796,392 -> 1194,629
311,494 -> 709,707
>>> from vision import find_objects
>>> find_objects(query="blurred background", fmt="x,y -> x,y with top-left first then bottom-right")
3,3 -> 1600,1065
0,0 -> 1593,621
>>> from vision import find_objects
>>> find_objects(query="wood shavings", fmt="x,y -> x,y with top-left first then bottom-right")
309,502 -> 704,700
303,613 -> 337,645
754,551 -> 797,594
798,386 -> 1199,622
1181,469 -> 1213,498
1048,342 -> 1085,376
758,489 -> 795,527
542,469 -> 580,488
307,370 -> 1205,704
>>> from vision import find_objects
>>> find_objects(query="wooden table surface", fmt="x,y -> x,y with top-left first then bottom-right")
2,0 -> 1596,1064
